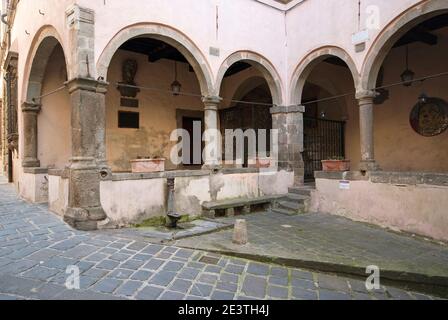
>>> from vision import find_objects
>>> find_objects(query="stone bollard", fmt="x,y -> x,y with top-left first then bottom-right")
233,219 -> 248,245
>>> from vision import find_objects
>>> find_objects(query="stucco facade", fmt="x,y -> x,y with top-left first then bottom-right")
0,0 -> 447,239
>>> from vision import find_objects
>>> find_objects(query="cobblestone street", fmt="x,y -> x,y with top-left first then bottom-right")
0,178 -> 441,300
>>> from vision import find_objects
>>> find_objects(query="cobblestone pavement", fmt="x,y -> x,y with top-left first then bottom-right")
176,212 -> 448,287
0,179 -> 441,300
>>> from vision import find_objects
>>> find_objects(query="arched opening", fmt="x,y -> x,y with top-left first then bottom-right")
218,64 -> 274,168
105,37 -> 205,172
25,37 -> 70,170
296,55 -> 358,180
367,13 -> 448,172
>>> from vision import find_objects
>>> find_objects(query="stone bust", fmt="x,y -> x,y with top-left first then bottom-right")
118,59 -> 140,98
122,59 -> 138,85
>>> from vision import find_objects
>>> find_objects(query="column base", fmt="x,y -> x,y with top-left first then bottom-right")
278,160 -> 305,186
22,159 -> 41,168
359,160 -> 380,172
65,164 -> 108,231
64,206 -> 107,231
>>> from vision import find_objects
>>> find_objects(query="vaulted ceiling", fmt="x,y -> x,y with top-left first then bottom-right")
119,38 -> 252,77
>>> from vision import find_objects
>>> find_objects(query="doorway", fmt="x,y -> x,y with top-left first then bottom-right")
7,150 -> 13,183
182,116 -> 203,166
303,117 -> 346,181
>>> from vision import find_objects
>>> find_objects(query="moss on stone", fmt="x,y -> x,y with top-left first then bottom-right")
133,214 -> 200,228
133,216 -> 166,228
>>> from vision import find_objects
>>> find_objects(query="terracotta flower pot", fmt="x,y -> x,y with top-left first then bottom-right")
130,158 -> 166,173
249,157 -> 273,169
321,160 -> 350,172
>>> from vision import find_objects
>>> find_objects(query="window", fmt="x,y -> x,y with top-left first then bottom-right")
118,111 -> 139,129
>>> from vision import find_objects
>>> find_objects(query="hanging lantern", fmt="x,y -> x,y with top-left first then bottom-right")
418,93 -> 428,104
320,110 -> 326,119
171,61 -> 182,96
400,46 -> 415,87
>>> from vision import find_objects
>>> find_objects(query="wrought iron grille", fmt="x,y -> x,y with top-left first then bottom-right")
303,117 -> 346,181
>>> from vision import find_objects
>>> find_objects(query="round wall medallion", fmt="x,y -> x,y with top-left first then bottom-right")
410,97 -> 448,137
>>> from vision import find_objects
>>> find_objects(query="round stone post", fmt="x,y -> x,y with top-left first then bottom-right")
202,96 -> 222,169
64,77 -> 109,231
270,105 -> 305,185
356,90 -> 379,171
21,102 -> 41,168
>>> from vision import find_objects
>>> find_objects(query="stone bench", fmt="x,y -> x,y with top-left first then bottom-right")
202,195 -> 284,218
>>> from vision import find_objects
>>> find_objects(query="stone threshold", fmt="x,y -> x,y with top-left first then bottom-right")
315,171 -> 448,187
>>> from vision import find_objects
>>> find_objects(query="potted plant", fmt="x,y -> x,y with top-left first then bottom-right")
130,145 -> 167,173
321,156 -> 350,172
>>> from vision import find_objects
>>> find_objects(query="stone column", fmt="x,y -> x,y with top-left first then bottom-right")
21,102 -> 41,168
64,77 -> 109,231
356,90 -> 379,171
202,96 -> 222,169
270,105 -> 305,185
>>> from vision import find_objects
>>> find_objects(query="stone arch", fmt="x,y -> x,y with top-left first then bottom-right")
97,23 -> 214,96
22,25 -> 68,103
215,51 -> 284,106
361,0 -> 448,90
289,46 -> 359,105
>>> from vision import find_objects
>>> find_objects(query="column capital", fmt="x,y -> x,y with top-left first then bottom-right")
202,95 -> 222,110
270,105 -> 305,115
21,101 -> 42,113
3,51 -> 18,70
65,77 -> 109,94
355,90 -> 377,101
202,95 -> 222,105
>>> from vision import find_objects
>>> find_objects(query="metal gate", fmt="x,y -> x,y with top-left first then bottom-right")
303,117 -> 346,181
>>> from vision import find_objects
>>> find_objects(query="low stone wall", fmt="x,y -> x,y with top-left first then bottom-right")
20,168 -> 49,204
310,171 -> 448,242
99,169 -> 294,225
48,172 -> 69,217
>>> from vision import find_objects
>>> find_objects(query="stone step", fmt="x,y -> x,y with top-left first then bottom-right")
289,186 -> 314,196
271,207 -> 297,216
286,193 -> 309,202
278,200 -> 304,212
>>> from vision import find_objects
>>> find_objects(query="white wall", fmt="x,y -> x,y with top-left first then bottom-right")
311,177 -> 448,242
97,170 -> 293,225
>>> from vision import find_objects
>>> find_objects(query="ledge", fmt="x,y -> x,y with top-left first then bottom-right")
315,171 -> 448,187
110,170 -> 210,181
314,171 -> 369,181
220,168 -> 260,175
109,168 -> 265,182
370,171 -> 448,187
23,167 -> 49,174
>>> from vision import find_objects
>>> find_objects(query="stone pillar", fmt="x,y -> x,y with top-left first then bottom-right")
202,96 -> 222,169
21,102 -> 41,168
270,105 -> 305,185
356,90 -> 379,171
64,77 -> 109,231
